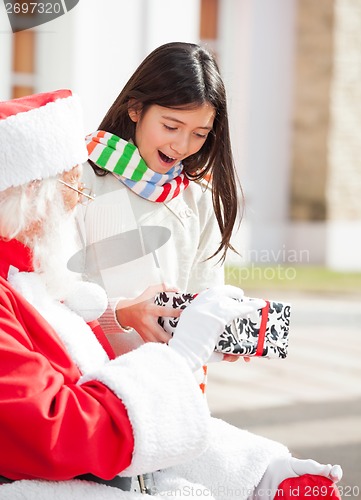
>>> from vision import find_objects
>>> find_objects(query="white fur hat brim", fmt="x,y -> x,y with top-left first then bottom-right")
0,93 -> 88,191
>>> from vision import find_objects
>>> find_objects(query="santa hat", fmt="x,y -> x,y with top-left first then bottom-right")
0,89 -> 88,191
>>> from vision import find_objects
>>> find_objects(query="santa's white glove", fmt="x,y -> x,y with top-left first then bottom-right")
290,457 -> 342,483
168,285 -> 265,372
250,456 -> 343,500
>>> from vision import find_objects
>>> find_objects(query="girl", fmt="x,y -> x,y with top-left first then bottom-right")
75,42 -> 241,348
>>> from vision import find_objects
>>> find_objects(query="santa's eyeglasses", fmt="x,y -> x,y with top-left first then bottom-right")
58,179 -> 95,205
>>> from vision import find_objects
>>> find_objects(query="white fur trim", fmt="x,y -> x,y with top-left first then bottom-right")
155,475 -> 216,499
0,479 -> 144,500
63,281 -> 108,322
8,270 -> 108,374
79,343 -> 211,475
0,478 -> 215,499
167,417 -> 290,500
0,95 -> 88,191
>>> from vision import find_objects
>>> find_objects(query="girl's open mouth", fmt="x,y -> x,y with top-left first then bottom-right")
158,151 -> 176,164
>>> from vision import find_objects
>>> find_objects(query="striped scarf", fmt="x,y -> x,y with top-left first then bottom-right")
86,130 -> 190,203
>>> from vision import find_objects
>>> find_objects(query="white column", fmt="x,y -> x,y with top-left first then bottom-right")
219,0 -> 297,266
144,0 -> 201,54
218,0 -> 253,264
35,13 -> 75,93
0,2 -> 14,100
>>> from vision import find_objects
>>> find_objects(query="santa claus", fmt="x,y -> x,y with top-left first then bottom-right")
0,90 -> 342,499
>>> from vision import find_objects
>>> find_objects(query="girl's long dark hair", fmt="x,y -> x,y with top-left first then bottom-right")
91,42 -> 243,261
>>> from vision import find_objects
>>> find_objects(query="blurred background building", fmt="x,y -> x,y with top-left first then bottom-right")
1,0 -> 360,271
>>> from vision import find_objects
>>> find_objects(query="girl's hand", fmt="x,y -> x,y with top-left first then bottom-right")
115,284 -> 180,343
222,355 -> 251,363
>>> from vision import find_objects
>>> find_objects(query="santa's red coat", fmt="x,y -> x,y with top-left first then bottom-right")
0,238 -> 210,481
0,239 -> 341,500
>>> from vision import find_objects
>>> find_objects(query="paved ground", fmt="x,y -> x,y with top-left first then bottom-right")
206,291 -> 361,498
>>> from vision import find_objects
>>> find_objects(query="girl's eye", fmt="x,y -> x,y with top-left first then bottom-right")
163,124 -> 177,131
195,132 -> 207,139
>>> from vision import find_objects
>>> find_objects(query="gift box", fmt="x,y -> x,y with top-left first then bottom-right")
155,292 -> 291,359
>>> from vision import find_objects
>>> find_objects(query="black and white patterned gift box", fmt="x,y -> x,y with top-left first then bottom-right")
155,292 -> 291,359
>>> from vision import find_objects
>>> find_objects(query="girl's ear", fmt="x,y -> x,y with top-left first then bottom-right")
128,100 -> 142,123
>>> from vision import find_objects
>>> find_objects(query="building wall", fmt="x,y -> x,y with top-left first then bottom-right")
290,0 -> 334,222
326,0 -> 361,270
284,0 -> 334,267
1,0 -> 360,270
220,0 -> 361,271
288,0 -> 361,270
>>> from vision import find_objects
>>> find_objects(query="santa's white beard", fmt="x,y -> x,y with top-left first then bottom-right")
31,210 -> 81,301
25,198 -> 108,322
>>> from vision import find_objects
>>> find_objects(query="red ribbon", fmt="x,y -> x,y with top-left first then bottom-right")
255,300 -> 270,356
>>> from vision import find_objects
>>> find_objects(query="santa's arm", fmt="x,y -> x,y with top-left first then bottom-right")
79,343 -> 210,476
0,292 -> 209,481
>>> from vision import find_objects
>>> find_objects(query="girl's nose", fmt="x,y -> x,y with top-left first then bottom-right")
170,134 -> 189,156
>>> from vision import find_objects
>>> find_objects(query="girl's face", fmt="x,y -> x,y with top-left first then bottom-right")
128,103 -> 215,174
